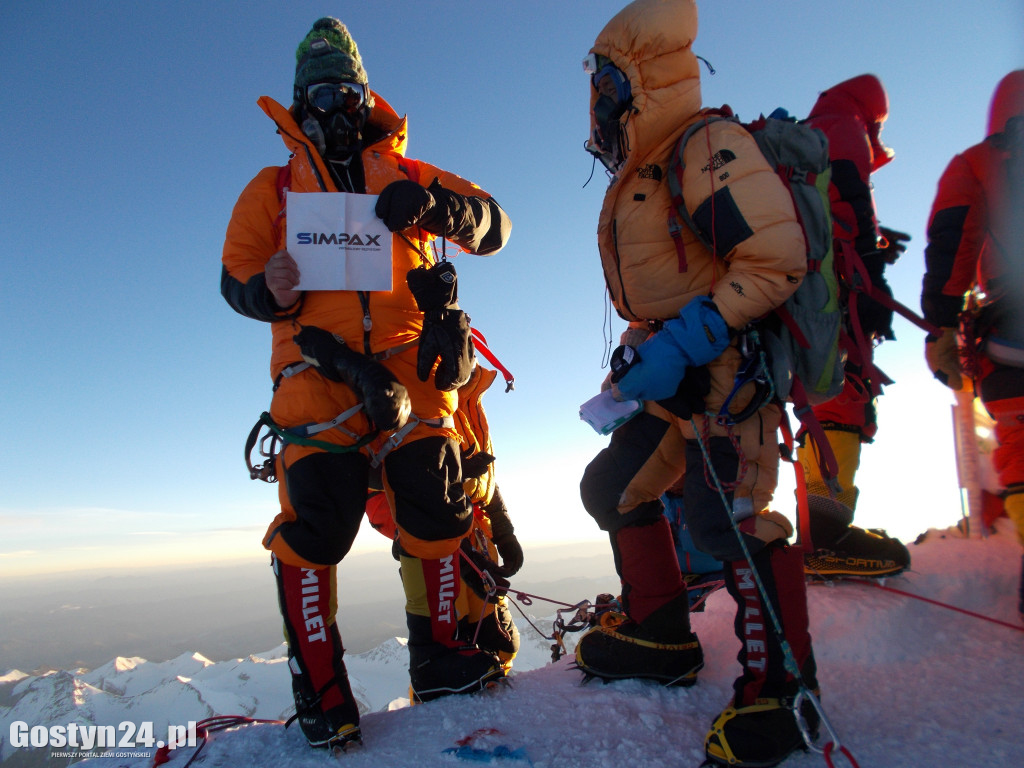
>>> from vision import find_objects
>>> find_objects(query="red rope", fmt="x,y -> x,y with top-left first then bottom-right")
847,578 -> 1024,633
151,716 -> 284,767
825,741 -> 861,768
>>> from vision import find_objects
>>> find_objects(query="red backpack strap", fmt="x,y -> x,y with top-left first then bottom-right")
790,376 -> 841,497
832,239 -> 892,396
778,411 -> 814,553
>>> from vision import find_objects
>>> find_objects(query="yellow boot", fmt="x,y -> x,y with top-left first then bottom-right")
797,428 -> 861,546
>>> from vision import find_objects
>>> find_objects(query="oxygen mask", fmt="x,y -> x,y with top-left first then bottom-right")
583,53 -> 633,175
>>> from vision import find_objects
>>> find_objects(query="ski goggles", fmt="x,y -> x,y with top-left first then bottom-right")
582,52 -> 608,75
305,81 -> 367,115
583,54 -> 631,104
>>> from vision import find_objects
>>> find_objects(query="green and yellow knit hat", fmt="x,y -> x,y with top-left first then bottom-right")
294,17 -> 368,91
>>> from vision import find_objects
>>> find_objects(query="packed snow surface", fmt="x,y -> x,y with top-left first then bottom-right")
4,520 -> 1022,767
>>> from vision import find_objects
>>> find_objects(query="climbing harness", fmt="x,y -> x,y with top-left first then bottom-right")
716,329 -> 775,427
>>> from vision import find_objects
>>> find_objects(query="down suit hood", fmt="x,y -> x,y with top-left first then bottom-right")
587,0 -> 806,330
809,74 -> 894,172
988,69 -> 1024,137
588,0 -> 701,181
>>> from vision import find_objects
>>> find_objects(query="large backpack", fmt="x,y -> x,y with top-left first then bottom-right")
667,109 -> 846,495
669,109 -> 845,409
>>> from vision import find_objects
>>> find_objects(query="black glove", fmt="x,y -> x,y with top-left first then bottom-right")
418,308 -> 474,390
293,326 -> 412,431
376,178 -> 464,239
856,275 -> 896,341
492,533 -> 524,578
375,180 -> 436,232
407,261 -> 458,311
406,262 -> 473,390
459,538 -> 509,602
461,451 -> 496,480
877,226 -> 910,265
655,364 -> 711,420
486,489 -> 524,577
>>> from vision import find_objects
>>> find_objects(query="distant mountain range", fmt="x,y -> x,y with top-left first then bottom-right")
0,611 -> 575,768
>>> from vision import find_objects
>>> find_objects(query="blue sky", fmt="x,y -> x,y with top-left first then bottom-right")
1,1 -> 1021,578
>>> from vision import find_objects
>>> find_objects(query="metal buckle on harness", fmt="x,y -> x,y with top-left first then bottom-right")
370,414 -> 455,467
717,330 -> 774,427
287,403 -> 364,440
245,415 -> 281,483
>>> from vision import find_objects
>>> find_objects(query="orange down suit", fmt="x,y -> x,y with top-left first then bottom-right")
584,1 -> 806,528
579,0 -> 816,712
922,71 -> 1024,539
222,94 -> 508,567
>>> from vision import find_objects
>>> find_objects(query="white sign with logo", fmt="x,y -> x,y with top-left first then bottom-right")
286,191 -> 392,291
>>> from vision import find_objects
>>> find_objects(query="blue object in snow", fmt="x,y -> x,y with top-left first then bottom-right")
443,745 -> 534,765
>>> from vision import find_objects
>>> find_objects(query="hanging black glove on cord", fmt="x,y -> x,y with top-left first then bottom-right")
406,260 -> 474,391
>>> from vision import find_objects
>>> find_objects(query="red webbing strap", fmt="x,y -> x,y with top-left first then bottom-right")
790,377 -> 840,497
846,578 -> 1024,634
841,237 -> 940,337
779,412 -> 814,553
833,240 -> 890,397
471,327 -> 515,392
774,302 -> 811,349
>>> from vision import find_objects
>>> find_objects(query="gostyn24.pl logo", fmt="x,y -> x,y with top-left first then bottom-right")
10,720 -> 198,751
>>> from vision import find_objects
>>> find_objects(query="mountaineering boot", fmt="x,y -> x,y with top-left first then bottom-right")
273,556 -> 362,751
706,544 -> 818,767
400,550 -> 504,703
704,697 -> 820,768
804,525 -> 911,579
575,518 -> 703,685
458,595 -> 521,672
798,429 -> 910,578
575,591 -> 703,685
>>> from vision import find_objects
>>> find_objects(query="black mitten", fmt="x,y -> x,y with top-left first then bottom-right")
461,451 -> 496,480
857,254 -> 897,341
655,364 -> 711,420
375,180 -> 435,232
486,488 -> 524,577
407,262 -> 472,390
293,326 -> 412,431
417,309 -> 474,390
407,261 -> 458,311
459,538 -> 509,603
